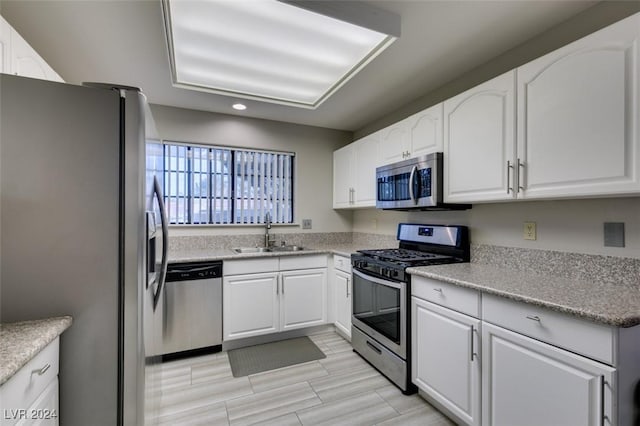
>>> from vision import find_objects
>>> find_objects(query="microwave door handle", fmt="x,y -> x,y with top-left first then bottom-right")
152,176 -> 169,312
408,165 -> 418,205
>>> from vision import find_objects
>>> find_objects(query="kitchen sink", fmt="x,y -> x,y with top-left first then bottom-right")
231,247 -> 273,253
231,245 -> 306,254
271,245 -> 305,252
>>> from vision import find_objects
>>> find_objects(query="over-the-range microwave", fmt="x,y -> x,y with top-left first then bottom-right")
376,152 -> 471,211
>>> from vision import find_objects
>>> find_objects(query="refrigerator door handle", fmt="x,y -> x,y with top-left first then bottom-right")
152,176 -> 169,312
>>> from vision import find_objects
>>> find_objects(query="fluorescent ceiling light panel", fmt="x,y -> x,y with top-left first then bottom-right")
163,0 -> 397,108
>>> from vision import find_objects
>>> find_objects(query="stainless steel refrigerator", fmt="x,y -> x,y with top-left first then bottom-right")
0,74 -> 168,425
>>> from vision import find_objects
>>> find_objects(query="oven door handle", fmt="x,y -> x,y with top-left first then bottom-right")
352,269 -> 403,290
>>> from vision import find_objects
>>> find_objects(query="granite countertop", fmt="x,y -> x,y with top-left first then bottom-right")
0,316 -> 73,385
168,243 -> 372,263
407,263 -> 640,328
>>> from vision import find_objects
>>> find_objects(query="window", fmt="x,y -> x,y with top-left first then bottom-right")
160,142 -> 294,225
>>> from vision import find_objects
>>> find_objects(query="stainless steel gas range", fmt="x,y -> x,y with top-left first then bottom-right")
351,223 -> 470,394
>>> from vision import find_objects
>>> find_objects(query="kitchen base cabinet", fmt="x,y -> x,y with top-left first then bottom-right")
332,254 -> 352,340
0,338 -> 60,426
482,322 -> 615,426
333,269 -> 351,339
281,268 -> 327,331
223,255 -> 328,342
411,297 -> 480,426
223,272 -> 279,341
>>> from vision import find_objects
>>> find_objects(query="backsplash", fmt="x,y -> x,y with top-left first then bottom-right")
168,232 -> 353,252
472,244 -> 640,288
169,232 -> 639,287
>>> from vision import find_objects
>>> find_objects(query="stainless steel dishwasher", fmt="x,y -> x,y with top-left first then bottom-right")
161,260 -> 223,359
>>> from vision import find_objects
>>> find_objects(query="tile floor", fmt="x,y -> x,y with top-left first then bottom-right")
150,331 -> 455,425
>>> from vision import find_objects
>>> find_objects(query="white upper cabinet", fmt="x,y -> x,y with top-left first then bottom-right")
406,103 -> 444,158
0,15 -> 63,82
0,16 -> 9,74
517,12 -> 640,199
333,144 -> 353,209
444,71 -> 516,203
379,103 -> 443,166
379,121 -> 407,165
333,131 -> 380,209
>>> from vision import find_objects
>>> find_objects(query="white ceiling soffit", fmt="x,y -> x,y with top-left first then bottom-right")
162,0 -> 400,109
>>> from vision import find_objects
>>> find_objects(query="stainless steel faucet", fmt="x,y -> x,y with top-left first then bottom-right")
264,212 -> 275,247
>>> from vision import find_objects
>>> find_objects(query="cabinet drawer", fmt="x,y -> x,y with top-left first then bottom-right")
279,254 -> 327,271
224,257 -> 279,275
482,294 -> 615,365
333,255 -> 352,273
412,276 -> 480,317
0,337 -> 59,424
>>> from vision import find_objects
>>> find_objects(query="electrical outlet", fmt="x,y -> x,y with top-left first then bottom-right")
604,222 -> 625,247
523,222 -> 537,240
302,219 -> 312,229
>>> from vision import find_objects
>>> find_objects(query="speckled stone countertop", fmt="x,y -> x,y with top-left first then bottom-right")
168,243 -> 380,263
407,263 -> 640,327
0,316 -> 72,385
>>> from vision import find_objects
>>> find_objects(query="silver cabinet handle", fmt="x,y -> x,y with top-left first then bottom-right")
507,160 -> 514,194
600,375 -> 608,426
281,275 -> 285,294
526,315 -> 541,322
433,288 -> 443,293
517,158 -> 525,192
470,326 -> 477,361
346,277 -> 350,298
276,275 -> 279,295
33,364 -> 50,376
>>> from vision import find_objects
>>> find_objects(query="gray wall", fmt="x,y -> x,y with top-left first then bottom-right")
149,104 -> 354,236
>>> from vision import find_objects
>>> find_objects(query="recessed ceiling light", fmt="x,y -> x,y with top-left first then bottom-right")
232,103 -> 247,111
162,0 -> 399,109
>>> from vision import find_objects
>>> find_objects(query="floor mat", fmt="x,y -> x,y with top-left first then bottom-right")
228,336 -> 326,377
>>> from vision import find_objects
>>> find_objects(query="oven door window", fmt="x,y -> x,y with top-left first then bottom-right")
352,272 -> 401,344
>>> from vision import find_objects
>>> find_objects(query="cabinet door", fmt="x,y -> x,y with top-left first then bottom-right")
482,322 -> 615,426
406,103 -> 443,158
353,132 -> 380,207
23,377 -> 59,426
333,145 -> 353,208
223,272 -> 279,340
517,13 -> 640,199
412,297 -> 480,426
334,269 -> 351,339
379,121 -> 408,165
444,71 -> 516,203
0,16 -> 10,74
281,268 -> 327,331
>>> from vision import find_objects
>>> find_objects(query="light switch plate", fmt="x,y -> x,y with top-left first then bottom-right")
523,222 -> 536,240
302,219 -> 312,229
604,222 -> 624,247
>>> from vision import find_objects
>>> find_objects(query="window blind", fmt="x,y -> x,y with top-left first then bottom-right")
161,142 -> 293,225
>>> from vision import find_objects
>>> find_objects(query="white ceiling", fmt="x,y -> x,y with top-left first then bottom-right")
0,0 -> 598,131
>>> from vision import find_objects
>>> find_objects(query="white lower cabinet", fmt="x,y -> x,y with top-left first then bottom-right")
332,254 -> 352,339
411,295 -> 481,426
223,272 -> 280,340
482,322 -> 615,426
0,338 -> 60,426
280,269 -> 327,330
223,255 -> 327,341
411,277 -> 481,425
333,269 -> 351,338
